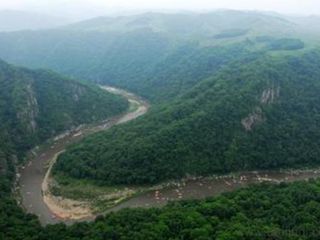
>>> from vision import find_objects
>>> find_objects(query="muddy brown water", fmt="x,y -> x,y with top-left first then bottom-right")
108,170 -> 320,212
17,86 -> 149,225
17,86 -> 320,225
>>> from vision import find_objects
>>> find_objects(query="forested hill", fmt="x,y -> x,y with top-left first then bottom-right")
0,59 -> 128,179
55,50 -> 320,184
0,10 -> 314,102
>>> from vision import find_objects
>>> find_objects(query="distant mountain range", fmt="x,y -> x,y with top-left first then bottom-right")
0,10 -> 316,102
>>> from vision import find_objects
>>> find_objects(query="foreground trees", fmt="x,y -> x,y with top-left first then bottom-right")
3,178 -> 320,239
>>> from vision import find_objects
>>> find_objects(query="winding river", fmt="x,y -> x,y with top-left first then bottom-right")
18,85 -> 320,226
17,86 -> 149,225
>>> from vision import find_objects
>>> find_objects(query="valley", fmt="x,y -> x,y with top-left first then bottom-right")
18,86 -> 148,225
18,83 -> 320,227
2,8 -> 320,240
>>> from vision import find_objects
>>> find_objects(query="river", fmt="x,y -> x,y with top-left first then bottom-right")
108,169 -> 320,212
17,85 -> 320,226
17,86 -> 149,225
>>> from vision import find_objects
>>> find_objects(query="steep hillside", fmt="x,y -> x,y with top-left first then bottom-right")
0,28 -> 174,101
0,11 -> 313,102
0,59 -> 128,174
54,50 -> 320,184
0,60 -> 130,239
1,10 -> 320,240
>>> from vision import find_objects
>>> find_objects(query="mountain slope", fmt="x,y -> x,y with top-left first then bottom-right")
0,10 -> 313,103
0,59 -> 128,238
63,10 -> 295,38
0,59 -> 128,176
54,50 -> 320,184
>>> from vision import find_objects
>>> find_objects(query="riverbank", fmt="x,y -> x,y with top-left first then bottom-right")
18,85 -> 320,225
103,168 -> 320,213
18,85 -> 149,225
48,167 -> 320,221
42,151 -> 94,220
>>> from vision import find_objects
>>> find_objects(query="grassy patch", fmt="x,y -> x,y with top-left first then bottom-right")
51,173 -> 146,213
128,100 -> 140,112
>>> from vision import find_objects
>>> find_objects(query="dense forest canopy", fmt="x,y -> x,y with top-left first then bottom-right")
0,58 -> 131,239
0,10 -> 316,103
0,59 -> 128,177
54,50 -> 320,184
0,59 -> 129,238
1,9 -> 320,240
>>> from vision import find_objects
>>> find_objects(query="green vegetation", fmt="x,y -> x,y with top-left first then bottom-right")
214,29 -> 249,39
0,30 -> 256,103
267,38 -> 305,51
133,42 -> 255,102
0,59 -> 129,233
0,11 -> 317,103
1,10 -> 320,240
0,59 -> 128,158
54,50 -> 320,185
0,59 -> 130,239
255,37 -> 305,51
3,175 -> 320,239
51,174 -> 144,212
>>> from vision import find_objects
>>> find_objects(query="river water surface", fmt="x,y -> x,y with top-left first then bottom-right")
18,86 -> 149,225
17,86 -> 320,225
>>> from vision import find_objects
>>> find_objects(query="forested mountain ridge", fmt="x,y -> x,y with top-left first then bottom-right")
54,50 -> 320,184
0,10 -> 314,103
63,10 -> 295,38
1,9 -> 320,240
0,59 -> 128,178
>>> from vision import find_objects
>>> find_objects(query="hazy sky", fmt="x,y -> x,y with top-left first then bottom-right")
1,0 -> 319,20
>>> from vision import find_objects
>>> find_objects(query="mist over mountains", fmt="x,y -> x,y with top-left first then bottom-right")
0,10 -> 73,32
